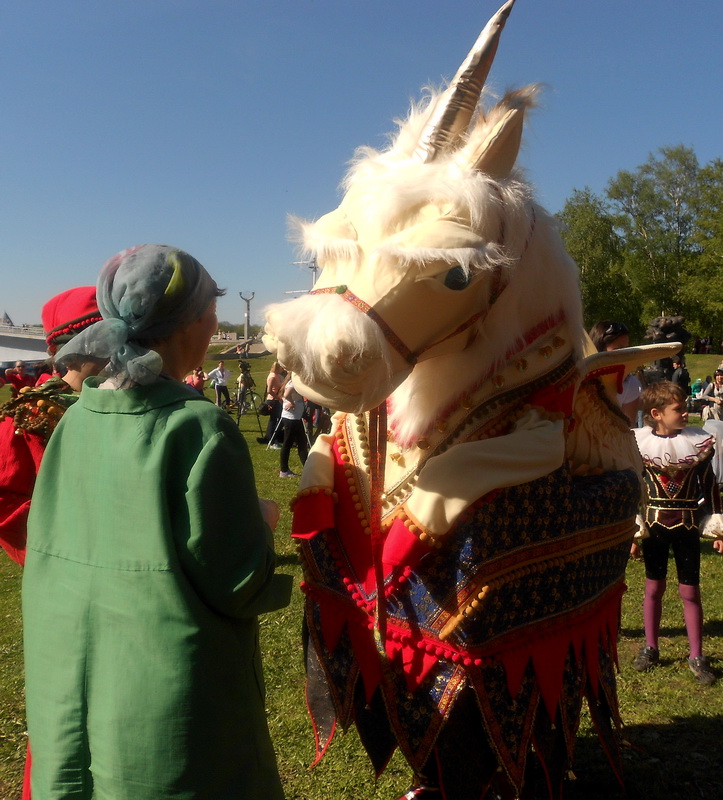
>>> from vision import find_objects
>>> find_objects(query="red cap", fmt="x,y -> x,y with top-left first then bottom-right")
41,286 -> 102,354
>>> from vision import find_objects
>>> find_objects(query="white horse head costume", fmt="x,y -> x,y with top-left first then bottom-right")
265,2 -> 579,433
266,2 -> 678,796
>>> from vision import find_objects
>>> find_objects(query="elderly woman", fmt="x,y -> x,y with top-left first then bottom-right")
22,245 -> 290,800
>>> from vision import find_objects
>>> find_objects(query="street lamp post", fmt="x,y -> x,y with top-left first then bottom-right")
291,257 -> 319,288
238,292 -> 254,343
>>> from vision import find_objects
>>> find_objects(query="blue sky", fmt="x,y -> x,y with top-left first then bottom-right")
2,0 -> 721,327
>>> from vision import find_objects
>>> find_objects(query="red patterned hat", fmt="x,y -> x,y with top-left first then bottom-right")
42,286 -> 102,355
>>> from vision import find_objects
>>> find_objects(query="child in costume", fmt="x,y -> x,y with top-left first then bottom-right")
631,381 -> 723,684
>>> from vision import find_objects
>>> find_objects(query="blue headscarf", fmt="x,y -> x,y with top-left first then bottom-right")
56,244 -> 219,386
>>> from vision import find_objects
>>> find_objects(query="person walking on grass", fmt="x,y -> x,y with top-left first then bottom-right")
631,381 -> 723,685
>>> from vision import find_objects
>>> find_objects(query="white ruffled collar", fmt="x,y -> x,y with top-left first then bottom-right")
634,425 -> 714,467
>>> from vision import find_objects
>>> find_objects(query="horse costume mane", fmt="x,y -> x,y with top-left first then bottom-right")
265,2 -> 679,796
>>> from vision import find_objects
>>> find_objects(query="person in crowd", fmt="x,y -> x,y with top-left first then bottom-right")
183,366 -> 207,394
206,359 -> 231,407
671,356 -> 691,397
630,381 -> 723,685
588,320 -> 642,425
33,361 -> 56,386
278,373 -> 308,477
257,361 -> 283,448
22,245 -> 290,799
4,361 -> 36,395
0,285 -> 104,799
701,369 -> 723,422
0,286 -> 103,567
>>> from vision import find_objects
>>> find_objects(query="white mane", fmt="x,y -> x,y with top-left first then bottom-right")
290,89 -> 585,443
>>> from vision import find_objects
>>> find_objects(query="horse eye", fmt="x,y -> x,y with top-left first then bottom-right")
443,265 -> 471,290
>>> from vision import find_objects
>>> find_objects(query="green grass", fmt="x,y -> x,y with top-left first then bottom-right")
685,353 -> 723,383
2,356 -> 723,799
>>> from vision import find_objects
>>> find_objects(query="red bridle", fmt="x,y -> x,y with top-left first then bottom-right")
309,206 -> 536,367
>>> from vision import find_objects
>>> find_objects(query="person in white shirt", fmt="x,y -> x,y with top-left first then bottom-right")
207,361 -> 231,407
278,377 -> 308,477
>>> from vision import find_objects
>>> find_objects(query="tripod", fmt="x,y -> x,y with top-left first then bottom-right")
234,361 -> 264,436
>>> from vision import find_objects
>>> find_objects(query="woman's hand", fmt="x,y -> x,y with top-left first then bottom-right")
258,498 -> 280,531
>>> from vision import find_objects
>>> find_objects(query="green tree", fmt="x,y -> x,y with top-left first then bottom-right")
606,146 -> 701,321
683,158 -> 723,343
557,188 -> 642,337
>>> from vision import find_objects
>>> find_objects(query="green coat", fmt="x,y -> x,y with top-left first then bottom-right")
23,378 -> 291,800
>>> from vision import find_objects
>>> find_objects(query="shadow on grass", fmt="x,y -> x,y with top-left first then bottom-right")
568,714 -> 723,799
275,553 -> 301,567
621,618 -> 723,640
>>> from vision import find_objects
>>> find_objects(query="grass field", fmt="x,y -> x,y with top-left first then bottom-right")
1,352 -> 723,799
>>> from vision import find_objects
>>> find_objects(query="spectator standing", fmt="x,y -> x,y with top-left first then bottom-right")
257,361 -> 283,448
22,244 -> 290,799
5,362 -> 36,395
278,376 -> 308,477
206,360 -> 231,407
671,357 -> 691,397
183,367 -> 206,394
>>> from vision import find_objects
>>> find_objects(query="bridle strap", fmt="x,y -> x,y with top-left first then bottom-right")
309,206 -> 536,366
368,402 -> 388,648
309,285 -> 417,365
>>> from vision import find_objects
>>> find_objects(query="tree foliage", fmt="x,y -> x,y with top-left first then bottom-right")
557,188 -> 642,336
682,158 -> 723,338
606,145 -> 700,321
559,146 -> 723,348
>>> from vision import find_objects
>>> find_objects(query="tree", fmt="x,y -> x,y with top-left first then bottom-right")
606,146 -> 701,321
682,158 -> 723,344
557,188 -> 642,336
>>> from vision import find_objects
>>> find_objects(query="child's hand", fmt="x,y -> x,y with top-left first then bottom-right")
630,541 -> 642,560
714,539 -> 723,554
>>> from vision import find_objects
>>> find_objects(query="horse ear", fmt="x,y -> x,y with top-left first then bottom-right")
464,86 -> 539,179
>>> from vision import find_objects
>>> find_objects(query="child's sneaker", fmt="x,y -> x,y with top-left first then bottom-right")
632,645 -> 659,672
279,470 -> 299,478
688,656 -> 716,685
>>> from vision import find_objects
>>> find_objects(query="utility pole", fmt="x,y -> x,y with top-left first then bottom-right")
238,292 -> 254,343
